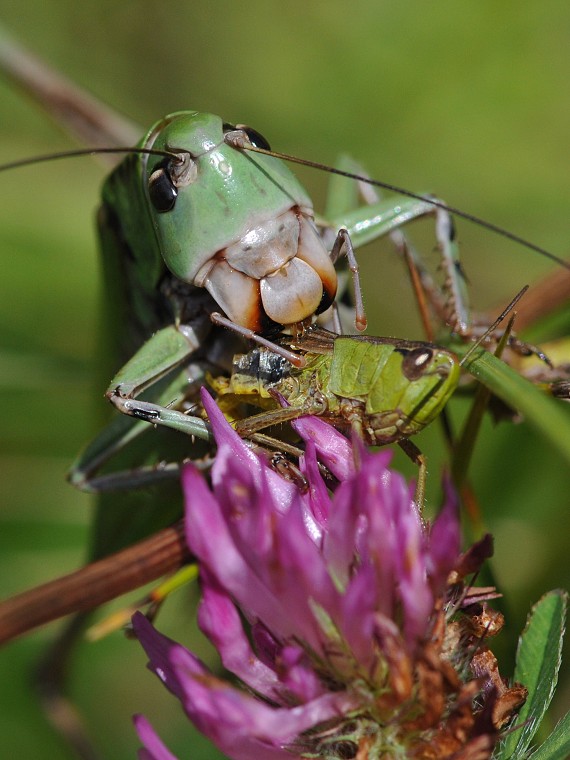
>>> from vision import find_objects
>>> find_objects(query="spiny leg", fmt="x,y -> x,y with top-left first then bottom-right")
329,227 -> 367,331
322,154 -> 465,336
233,401 -> 326,438
104,322 -> 215,437
326,166 -> 552,362
69,364 -> 213,494
321,155 -> 549,361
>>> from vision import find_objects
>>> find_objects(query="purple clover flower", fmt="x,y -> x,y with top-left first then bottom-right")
133,389 -> 526,759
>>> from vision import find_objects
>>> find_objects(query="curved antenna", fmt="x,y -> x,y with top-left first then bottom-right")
242,143 -> 570,272
0,146 -> 183,173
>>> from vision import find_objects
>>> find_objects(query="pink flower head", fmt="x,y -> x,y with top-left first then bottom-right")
133,389 -> 525,759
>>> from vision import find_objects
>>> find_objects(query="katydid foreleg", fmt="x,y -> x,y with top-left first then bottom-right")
68,368 -> 211,493
323,174 -> 469,335
321,156 -> 551,365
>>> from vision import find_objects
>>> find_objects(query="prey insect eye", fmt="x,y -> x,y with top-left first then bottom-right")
401,347 -> 434,381
148,159 -> 178,213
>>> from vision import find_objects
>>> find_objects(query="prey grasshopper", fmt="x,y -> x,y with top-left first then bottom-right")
214,328 -> 461,446
210,324 -> 461,502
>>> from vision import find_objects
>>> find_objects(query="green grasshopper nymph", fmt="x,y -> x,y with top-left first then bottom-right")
205,283 -> 532,505
212,328 -> 461,446
210,326 -> 460,503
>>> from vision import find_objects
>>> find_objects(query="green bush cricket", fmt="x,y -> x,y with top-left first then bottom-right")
1,23 -> 570,760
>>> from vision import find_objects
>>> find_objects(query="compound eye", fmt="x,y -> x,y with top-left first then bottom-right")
401,347 -> 434,381
240,125 -> 271,151
148,160 -> 177,213
223,122 -> 271,151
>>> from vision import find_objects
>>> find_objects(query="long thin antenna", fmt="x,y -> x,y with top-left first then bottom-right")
0,146 -> 181,173
243,144 -> 570,272
4,137 -> 568,274
460,285 -> 528,367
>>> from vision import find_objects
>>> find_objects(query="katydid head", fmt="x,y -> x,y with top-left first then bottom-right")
139,111 -> 338,332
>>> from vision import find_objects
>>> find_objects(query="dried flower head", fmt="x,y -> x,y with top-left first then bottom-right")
133,389 -> 526,760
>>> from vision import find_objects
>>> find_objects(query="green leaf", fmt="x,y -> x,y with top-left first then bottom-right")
498,590 -> 568,760
458,347 -> 570,465
527,711 -> 570,760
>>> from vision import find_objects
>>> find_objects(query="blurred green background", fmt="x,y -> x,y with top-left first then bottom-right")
0,2 -> 569,758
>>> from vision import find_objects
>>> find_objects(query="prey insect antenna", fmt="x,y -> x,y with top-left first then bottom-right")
242,143 -> 570,271
459,285 -> 529,367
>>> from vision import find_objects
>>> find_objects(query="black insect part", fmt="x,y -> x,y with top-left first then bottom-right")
130,405 -> 161,422
400,347 -> 434,381
148,159 -> 178,213
223,122 -> 271,151
240,126 -> 271,151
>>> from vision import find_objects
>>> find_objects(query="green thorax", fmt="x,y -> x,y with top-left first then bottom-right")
328,336 -> 460,435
